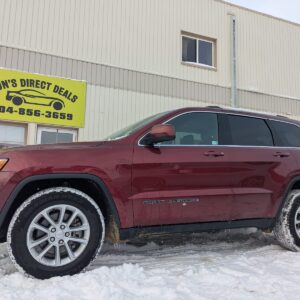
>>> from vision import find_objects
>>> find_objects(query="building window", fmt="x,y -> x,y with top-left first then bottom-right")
182,32 -> 216,68
0,123 -> 26,149
37,127 -> 77,144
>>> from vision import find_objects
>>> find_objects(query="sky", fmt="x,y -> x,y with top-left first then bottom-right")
225,0 -> 300,24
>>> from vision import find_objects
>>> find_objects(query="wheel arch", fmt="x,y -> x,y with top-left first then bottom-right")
0,174 -> 121,242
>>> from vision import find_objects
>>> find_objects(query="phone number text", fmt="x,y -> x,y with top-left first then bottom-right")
0,106 -> 73,120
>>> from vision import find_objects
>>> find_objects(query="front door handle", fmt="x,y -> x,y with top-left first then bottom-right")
273,152 -> 290,158
204,151 -> 225,157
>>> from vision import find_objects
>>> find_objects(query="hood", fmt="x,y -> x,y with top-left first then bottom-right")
0,140 -> 116,156
0,139 -> 129,172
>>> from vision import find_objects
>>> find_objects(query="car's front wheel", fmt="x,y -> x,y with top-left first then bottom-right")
7,187 -> 105,279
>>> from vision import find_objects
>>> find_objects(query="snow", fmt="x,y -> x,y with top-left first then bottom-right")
0,229 -> 300,300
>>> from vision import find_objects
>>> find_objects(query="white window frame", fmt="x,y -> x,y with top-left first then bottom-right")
181,33 -> 216,69
37,127 -> 78,144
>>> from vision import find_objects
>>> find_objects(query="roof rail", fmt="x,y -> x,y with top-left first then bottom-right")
206,106 -> 222,109
276,114 -> 289,119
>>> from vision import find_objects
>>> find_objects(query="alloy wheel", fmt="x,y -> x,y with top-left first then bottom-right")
26,204 -> 90,267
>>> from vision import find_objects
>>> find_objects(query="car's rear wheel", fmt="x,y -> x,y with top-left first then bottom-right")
274,189 -> 300,251
12,96 -> 24,106
53,102 -> 63,111
7,187 -> 105,279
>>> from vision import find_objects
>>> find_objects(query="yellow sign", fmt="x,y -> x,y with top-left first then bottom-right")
0,69 -> 86,128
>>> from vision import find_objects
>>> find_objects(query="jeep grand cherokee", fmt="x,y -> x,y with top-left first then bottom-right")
0,106 -> 300,279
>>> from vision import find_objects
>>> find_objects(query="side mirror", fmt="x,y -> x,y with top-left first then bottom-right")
143,124 -> 176,146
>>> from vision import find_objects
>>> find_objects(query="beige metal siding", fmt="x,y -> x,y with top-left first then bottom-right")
234,6 -> 300,100
1,0 -> 300,100
0,45 -> 231,105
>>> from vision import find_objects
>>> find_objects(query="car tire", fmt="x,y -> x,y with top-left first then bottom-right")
12,96 -> 23,106
274,189 -> 300,251
7,187 -> 105,279
53,102 -> 63,111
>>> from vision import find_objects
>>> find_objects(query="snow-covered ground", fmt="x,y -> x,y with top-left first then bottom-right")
0,229 -> 299,300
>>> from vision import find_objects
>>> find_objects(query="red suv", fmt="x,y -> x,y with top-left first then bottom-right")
1,106 -> 300,279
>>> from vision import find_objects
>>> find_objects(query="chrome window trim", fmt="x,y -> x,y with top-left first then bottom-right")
137,110 -> 300,148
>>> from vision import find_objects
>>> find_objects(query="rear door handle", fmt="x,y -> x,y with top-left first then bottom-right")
273,152 -> 290,158
204,151 -> 225,157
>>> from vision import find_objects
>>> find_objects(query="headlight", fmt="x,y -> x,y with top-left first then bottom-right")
0,159 -> 8,171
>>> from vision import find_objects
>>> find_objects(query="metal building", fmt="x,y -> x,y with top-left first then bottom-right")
0,0 -> 299,147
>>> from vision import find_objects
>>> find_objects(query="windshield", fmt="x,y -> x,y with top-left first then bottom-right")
105,111 -> 168,141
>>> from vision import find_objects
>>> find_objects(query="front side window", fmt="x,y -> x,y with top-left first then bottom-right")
182,33 -> 216,67
161,112 -> 219,146
227,115 -> 273,146
269,120 -> 300,147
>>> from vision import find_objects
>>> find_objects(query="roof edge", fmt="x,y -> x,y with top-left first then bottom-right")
216,0 -> 300,28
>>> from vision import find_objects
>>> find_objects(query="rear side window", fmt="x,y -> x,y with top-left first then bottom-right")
269,120 -> 300,147
227,115 -> 273,146
161,112 -> 219,146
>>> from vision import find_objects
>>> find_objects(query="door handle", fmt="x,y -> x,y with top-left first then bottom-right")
204,151 -> 225,157
273,152 -> 290,158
